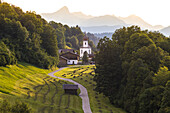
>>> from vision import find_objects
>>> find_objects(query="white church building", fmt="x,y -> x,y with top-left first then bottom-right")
80,35 -> 92,58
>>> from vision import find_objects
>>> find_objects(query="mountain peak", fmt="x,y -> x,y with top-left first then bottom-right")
127,15 -> 142,20
56,6 -> 70,14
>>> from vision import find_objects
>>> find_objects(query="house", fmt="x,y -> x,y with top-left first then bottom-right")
59,51 -> 79,65
63,84 -> 79,95
80,35 -> 92,58
58,56 -> 68,66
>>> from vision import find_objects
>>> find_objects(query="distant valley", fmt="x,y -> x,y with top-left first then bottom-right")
41,6 -> 169,36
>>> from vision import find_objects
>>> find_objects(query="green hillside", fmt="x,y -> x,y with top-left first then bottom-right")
0,62 -> 83,113
54,65 -> 126,113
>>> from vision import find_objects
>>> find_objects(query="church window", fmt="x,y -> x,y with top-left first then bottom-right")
85,42 -> 86,45
89,50 -> 90,53
81,50 -> 83,54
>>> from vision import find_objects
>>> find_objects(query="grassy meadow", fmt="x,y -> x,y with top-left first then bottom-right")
54,65 -> 126,113
0,62 -> 83,113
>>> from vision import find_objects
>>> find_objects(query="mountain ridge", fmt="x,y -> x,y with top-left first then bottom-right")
41,6 -> 166,33
160,26 -> 170,36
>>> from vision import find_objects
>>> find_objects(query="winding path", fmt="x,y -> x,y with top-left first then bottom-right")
48,67 -> 92,113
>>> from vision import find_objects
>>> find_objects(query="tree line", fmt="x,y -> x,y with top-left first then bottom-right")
0,2 -> 96,68
94,26 -> 170,113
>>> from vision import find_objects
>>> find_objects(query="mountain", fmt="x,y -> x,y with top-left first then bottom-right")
81,25 -> 128,33
94,32 -> 113,39
119,15 -> 164,30
81,15 -> 126,27
41,6 -> 126,27
41,6 -> 92,26
72,12 -> 93,19
160,26 -> 170,36
41,6 -> 165,33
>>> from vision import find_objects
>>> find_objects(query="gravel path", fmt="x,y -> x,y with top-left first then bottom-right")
48,67 -> 92,113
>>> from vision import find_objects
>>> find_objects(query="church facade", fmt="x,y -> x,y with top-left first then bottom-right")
80,36 -> 92,58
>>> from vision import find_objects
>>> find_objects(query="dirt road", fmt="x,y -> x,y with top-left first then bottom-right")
48,67 -> 92,113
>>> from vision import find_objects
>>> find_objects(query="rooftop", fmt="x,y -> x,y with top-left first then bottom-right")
83,35 -> 88,41
63,84 -> 79,89
60,51 -> 79,56
59,49 -> 75,53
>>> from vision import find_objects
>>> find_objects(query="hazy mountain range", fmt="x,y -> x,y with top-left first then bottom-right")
41,6 -> 169,36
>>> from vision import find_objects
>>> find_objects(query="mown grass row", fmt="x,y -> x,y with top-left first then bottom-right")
54,65 -> 126,113
0,62 -> 83,113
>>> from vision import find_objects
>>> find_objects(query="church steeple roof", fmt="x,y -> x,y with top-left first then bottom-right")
83,35 -> 88,41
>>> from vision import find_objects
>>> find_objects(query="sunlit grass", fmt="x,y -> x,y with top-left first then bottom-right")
54,65 -> 126,113
0,62 -> 83,113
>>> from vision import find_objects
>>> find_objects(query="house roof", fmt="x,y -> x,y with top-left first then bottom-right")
59,49 -> 75,53
60,56 -> 69,61
60,51 -> 79,57
63,84 -> 79,89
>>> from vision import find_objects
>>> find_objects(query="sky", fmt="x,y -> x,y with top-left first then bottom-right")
3,0 -> 170,27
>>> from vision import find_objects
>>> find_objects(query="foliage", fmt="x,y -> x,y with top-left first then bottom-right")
89,40 -> 96,51
41,25 -> 58,57
0,41 -> 17,66
0,100 -> 32,113
66,42 -> 72,47
94,26 -> 170,113
49,21 -> 66,49
86,32 -> 100,47
82,51 -> 88,64
94,37 -> 122,98
0,2 -> 59,68
158,80 -> 170,113
67,36 -> 79,49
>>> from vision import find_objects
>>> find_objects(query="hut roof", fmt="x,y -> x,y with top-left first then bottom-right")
63,84 -> 79,89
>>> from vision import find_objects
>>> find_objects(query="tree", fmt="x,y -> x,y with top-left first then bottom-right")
139,86 -> 164,113
162,56 -> 170,70
0,2 -> 18,20
89,40 -> 96,51
11,101 -> 32,113
94,37 -> 122,100
41,25 -> 59,57
68,36 -> 79,49
0,100 -> 11,112
0,100 -> 32,113
64,25 -> 71,37
49,21 -> 66,49
122,59 -> 150,113
94,26 -> 170,113
82,51 -> 88,64
112,26 -> 141,50
0,41 -> 17,66
122,33 -> 154,62
158,80 -> 170,113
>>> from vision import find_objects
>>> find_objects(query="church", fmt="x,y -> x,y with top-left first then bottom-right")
80,35 -> 92,58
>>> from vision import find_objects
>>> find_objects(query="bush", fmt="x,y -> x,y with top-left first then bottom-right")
0,41 -> 17,66
0,100 -> 32,113
66,42 -> 72,47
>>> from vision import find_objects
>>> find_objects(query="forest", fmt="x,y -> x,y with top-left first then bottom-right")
94,26 -> 170,113
0,2 -> 97,69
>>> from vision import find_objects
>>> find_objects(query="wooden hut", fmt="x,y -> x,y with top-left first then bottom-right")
63,84 -> 79,95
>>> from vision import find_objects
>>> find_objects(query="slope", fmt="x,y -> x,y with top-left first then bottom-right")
0,62 -> 83,113
54,65 -> 126,113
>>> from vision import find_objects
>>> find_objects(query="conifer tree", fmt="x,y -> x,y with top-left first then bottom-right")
82,51 -> 88,64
